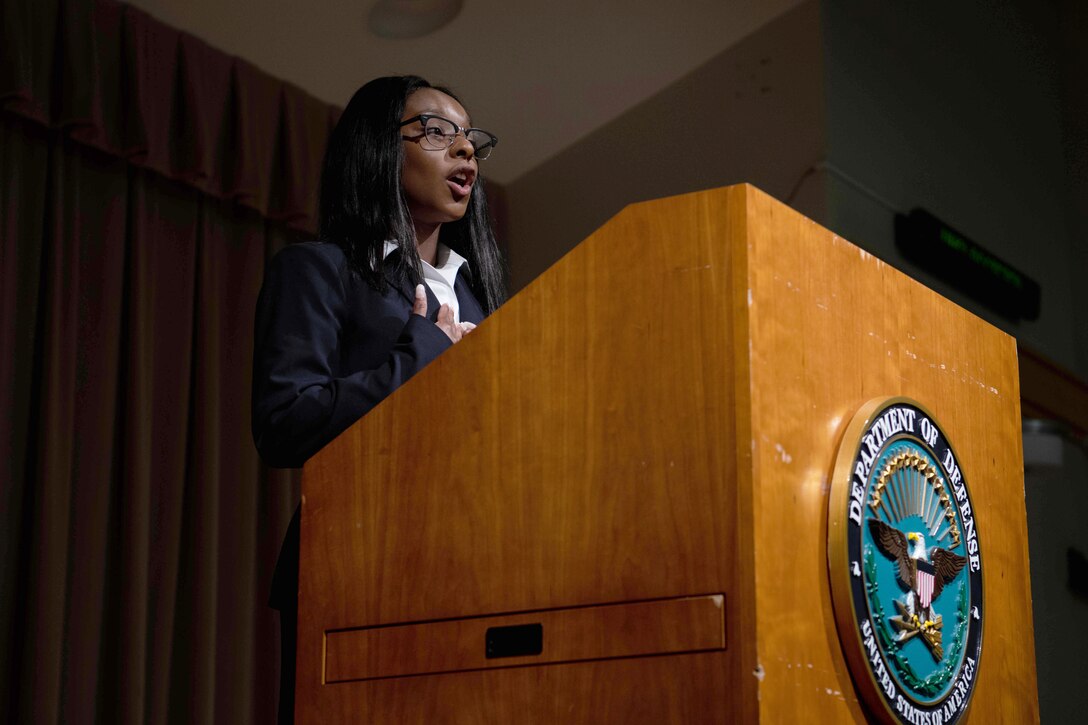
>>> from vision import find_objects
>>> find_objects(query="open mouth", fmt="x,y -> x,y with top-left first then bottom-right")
447,166 -> 476,197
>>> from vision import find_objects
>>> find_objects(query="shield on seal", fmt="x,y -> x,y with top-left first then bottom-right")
916,559 -> 936,609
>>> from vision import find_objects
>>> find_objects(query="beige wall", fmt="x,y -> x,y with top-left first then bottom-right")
503,1 -> 826,291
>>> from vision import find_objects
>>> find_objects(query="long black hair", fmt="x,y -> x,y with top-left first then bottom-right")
318,75 -> 506,313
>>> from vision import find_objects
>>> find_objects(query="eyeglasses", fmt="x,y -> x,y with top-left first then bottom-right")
399,114 -> 498,160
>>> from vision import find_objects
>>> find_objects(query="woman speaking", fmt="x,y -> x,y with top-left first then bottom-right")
251,75 -> 506,723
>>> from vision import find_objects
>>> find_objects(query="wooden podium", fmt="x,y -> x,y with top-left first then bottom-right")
296,185 -> 1038,722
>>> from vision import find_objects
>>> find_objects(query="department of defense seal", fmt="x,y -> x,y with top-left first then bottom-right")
828,397 -> 983,725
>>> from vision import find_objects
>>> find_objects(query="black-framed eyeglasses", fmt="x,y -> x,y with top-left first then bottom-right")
399,114 -> 498,160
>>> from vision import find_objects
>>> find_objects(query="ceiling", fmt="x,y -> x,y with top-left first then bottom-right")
124,0 -> 805,185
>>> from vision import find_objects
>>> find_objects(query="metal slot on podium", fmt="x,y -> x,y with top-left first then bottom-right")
485,622 -> 543,659
324,594 -> 726,684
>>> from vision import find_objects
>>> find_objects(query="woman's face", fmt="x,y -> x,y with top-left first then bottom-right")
400,88 -> 477,234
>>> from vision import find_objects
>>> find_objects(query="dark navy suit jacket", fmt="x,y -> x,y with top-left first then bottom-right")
251,241 -> 486,608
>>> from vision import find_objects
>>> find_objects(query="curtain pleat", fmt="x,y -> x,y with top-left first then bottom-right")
270,87 -> 329,227
60,147 -> 129,725
204,204 -> 268,724
2,0 -> 312,722
116,169 -> 201,725
1,0 -> 336,233
0,0 -> 57,124
0,115 -> 48,722
225,62 -> 281,214
0,121 -> 302,725
24,138 -> 83,725
53,0 -> 101,131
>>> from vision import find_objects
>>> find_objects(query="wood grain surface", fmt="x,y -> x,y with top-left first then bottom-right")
296,185 -> 1038,723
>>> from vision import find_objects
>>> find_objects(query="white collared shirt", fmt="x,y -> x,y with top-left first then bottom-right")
383,241 -> 468,322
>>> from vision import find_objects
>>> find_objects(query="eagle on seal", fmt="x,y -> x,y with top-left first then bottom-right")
868,518 -> 968,658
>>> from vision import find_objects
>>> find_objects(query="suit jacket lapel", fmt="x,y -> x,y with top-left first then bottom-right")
384,246 -> 484,324
454,271 -> 485,324
382,249 -> 442,322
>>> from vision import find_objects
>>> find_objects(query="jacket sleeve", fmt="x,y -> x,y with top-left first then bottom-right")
251,244 -> 452,468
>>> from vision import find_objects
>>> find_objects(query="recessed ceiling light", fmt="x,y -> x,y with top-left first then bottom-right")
368,0 -> 464,39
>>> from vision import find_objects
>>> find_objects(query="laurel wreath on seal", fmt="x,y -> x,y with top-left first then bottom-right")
864,545 -> 970,697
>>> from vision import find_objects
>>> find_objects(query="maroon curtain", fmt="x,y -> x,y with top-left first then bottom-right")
1,0 -> 338,721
